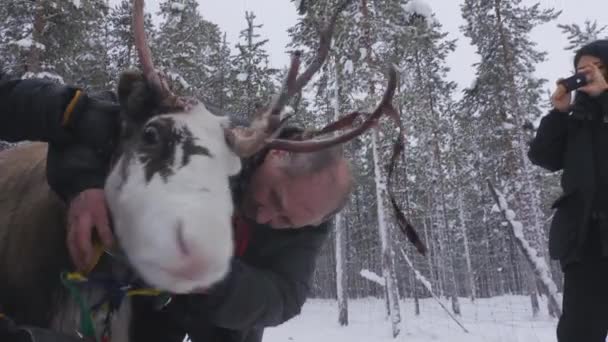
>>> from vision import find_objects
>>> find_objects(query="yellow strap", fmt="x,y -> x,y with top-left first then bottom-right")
82,241 -> 105,275
62,89 -> 83,127
66,272 -> 89,282
127,289 -> 163,297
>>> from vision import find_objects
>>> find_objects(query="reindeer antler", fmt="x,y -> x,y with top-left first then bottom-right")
132,0 -> 196,112
225,0 -> 354,157
266,66 -> 398,152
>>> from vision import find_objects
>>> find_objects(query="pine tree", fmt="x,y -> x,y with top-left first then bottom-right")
107,0 -> 155,87
558,20 -> 607,51
230,11 -> 278,118
204,33 -> 236,114
71,0 -> 113,91
154,0 -> 223,99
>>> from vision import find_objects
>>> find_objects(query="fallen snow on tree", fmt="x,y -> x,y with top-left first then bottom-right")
13,37 -> 46,51
69,0 -> 81,8
22,72 -> 64,84
171,2 -> 186,11
236,72 -> 248,82
400,250 -> 433,291
166,71 -> 191,90
344,60 -> 354,74
400,248 -> 469,333
403,0 -> 433,20
488,181 -> 562,315
359,269 -> 384,286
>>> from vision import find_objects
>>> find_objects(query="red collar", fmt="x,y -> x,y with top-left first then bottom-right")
232,214 -> 252,257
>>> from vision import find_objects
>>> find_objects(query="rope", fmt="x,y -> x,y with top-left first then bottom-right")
60,242 -> 168,342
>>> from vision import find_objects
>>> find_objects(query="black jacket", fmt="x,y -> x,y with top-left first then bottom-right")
0,74 -> 118,201
528,90 -> 608,266
0,75 -> 78,145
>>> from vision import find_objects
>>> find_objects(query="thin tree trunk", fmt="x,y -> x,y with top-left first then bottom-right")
457,190 -> 476,302
332,61 -> 348,326
372,129 -> 401,337
335,212 -> 349,325
361,0 -> 400,336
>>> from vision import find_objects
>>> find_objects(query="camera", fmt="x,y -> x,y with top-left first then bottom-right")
558,72 -> 588,92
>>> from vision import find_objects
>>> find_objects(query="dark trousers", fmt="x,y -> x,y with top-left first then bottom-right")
557,257 -> 608,342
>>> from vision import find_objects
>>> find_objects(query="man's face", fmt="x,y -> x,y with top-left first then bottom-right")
241,150 -> 349,229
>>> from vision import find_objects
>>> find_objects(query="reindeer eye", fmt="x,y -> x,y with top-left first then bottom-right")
142,125 -> 160,145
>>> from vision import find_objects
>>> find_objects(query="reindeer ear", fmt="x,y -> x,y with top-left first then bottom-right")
117,70 -> 159,124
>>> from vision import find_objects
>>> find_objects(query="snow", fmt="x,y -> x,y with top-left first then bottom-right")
22,72 -> 64,84
236,72 -> 248,82
264,296 -> 558,342
12,37 -> 45,51
400,250 -> 433,291
359,48 -> 367,61
359,269 -> 384,286
403,0 -> 433,20
344,60 -> 353,74
69,0 -> 81,8
166,71 -> 191,90
170,2 -> 186,11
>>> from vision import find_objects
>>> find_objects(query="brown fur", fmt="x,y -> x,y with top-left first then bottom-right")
0,142 -> 70,326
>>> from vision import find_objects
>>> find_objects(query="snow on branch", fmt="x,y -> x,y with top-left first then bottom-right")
399,248 -> 469,333
359,269 -> 384,287
486,180 -> 562,316
403,0 -> 433,20
22,72 -> 64,84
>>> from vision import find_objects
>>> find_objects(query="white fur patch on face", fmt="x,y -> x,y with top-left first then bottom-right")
105,104 -> 241,293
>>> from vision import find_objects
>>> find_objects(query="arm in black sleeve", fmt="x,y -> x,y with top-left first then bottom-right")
45,143 -> 112,202
176,224 -> 330,331
0,75 -> 79,144
527,109 -> 570,172
599,90 -> 608,115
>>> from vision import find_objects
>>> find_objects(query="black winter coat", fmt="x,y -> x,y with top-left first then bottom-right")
528,90 -> 608,266
0,74 -> 117,201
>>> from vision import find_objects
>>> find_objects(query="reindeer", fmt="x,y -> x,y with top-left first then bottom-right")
0,0 -> 413,341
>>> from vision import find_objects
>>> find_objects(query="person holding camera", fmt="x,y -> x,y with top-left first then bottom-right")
528,39 -> 608,341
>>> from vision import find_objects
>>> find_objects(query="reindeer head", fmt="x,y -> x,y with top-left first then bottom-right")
102,0 -> 244,294
104,71 -> 241,293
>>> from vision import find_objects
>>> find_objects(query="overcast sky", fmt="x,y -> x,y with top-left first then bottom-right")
115,0 -> 608,97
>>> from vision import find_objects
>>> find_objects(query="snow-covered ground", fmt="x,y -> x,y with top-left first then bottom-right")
265,295 -> 558,342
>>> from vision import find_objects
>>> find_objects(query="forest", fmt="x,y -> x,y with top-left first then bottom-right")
1,0 -> 607,339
